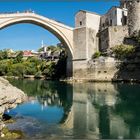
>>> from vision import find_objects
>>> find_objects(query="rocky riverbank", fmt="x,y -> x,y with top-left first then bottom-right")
0,77 -> 26,138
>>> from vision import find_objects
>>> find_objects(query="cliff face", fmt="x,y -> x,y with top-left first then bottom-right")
0,77 -> 26,136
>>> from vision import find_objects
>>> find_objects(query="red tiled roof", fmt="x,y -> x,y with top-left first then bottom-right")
23,50 -> 32,56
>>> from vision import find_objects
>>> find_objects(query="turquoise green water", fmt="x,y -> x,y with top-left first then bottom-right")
7,79 -> 140,139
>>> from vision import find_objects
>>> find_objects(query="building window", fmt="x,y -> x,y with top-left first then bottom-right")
123,16 -> 127,25
115,10 -> 117,16
122,11 -> 127,25
80,21 -> 82,26
122,11 -> 124,16
110,19 -> 112,26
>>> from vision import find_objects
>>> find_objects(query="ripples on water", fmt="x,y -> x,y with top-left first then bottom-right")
6,79 -> 140,139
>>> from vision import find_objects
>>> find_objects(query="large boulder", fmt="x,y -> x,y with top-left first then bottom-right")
0,77 -> 26,136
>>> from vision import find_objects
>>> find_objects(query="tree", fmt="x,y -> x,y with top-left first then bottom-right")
55,54 -> 67,79
2,50 -> 8,59
14,51 -> 23,63
37,47 -> 44,52
0,63 -> 8,76
10,63 -> 26,77
111,44 -> 135,60
34,71 -> 42,78
43,61 -> 56,78
0,50 -> 8,60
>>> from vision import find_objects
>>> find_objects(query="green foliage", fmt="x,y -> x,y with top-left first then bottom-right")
13,51 -> 23,63
0,47 -> 67,79
34,71 -> 42,78
128,30 -> 140,44
47,45 -> 55,50
37,47 -> 44,52
43,61 -> 56,78
24,62 -> 37,75
0,50 -> 8,60
92,51 -> 101,59
112,44 -> 135,59
16,51 -> 23,62
47,45 -> 62,53
55,55 -> 67,79
0,60 -> 10,76
0,63 -> 8,76
10,63 -> 26,77
40,61 -> 47,71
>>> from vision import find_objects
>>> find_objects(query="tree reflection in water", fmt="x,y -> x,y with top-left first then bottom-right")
8,79 -> 140,139
113,83 -> 140,139
8,79 -> 73,124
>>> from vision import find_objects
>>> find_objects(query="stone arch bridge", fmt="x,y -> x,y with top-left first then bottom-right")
0,12 -> 99,78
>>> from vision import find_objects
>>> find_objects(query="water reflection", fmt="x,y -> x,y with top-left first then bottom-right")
8,80 -> 73,124
8,79 -> 140,139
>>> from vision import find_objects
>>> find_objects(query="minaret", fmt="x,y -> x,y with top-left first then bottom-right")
41,40 -> 47,52
127,0 -> 140,36
41,40 -> 44,48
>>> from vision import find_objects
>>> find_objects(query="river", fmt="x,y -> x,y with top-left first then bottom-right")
6,79 -> 140,139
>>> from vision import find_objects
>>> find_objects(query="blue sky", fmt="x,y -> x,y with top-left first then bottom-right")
0,1 -> 119,51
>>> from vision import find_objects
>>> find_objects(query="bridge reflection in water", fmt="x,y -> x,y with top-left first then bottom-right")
8,79 -> 140,139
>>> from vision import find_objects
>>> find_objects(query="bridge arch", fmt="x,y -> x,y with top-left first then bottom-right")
0,13 -> 74,76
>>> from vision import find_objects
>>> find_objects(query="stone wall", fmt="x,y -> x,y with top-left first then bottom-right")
75,11 -> 86,28
109,26 -> 128,48
75,10 -> 101,33
74,10 -> 100,60
73,53 -> 140,82
73,27 -> 87,60
87,28 -> 99,59
73,27 -> 99,74
99,26 -> 128,52
73,57 -> 119,81
99,28 -> 109,52
85,12 -> 101,33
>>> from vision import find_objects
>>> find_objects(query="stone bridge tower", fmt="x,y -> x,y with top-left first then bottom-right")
73,10 -> 101,78
127,0 -> 140,36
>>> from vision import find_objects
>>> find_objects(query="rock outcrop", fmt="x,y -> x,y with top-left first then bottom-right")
0,77 -> 26,137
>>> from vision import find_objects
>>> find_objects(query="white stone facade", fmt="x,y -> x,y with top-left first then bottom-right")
75,10 -> 101,33
100,6 -> 128,31
74,10 -> 100,60
75,5 -> 128,33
